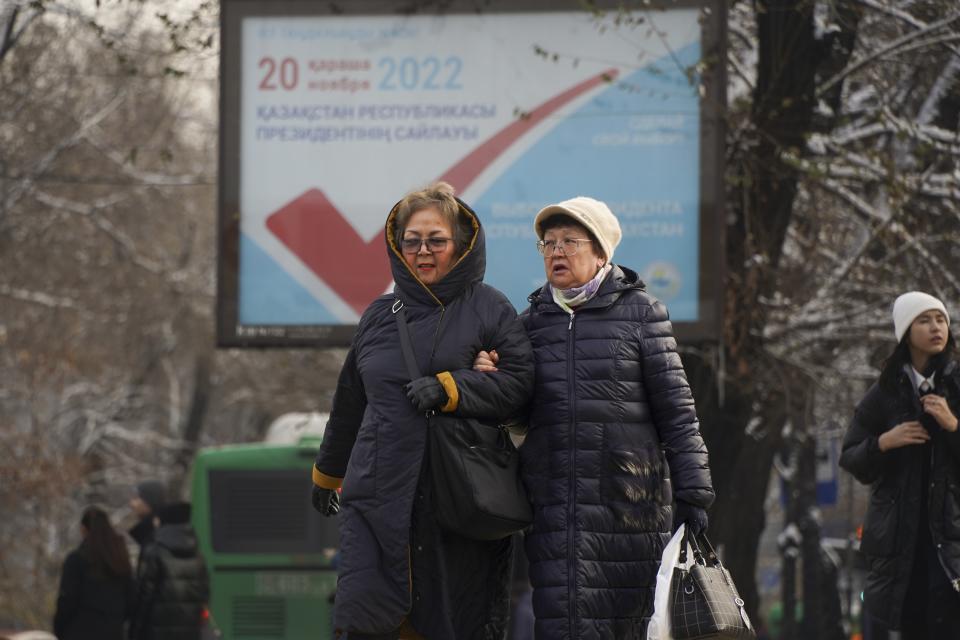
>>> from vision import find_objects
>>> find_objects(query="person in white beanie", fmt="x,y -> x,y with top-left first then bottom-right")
840,291 -> 960,639
474,196 -> 714,639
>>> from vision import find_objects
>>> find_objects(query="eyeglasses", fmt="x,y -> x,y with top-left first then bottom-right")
536,238 -> 593,257
401,237 -> 453,254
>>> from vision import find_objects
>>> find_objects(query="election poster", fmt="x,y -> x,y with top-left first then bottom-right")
218,2 -> 724,346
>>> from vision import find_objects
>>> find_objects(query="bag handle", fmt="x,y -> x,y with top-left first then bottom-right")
692,530 -> 755,632
392,298 -> 422,381
677,524 -> 705,566
696,532 -> 722,568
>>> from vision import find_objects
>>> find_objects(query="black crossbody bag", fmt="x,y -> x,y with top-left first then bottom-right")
392,299 -> 533,541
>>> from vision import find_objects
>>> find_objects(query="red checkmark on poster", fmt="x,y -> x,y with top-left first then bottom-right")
266,68 -> 618,316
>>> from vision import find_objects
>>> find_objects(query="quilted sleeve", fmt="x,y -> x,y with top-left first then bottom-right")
839,384 -> 892,485
638,298 -> 714,509
314,346 -> 367,488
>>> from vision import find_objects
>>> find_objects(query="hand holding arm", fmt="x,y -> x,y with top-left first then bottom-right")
437,294 -> 533,420
473,350 -> 499,372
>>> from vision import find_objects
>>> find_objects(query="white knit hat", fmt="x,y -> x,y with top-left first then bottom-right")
534,196 -> 622,262
893,291 -> 950,343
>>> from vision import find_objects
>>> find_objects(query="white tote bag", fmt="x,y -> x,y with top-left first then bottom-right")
646,523 -> 693,640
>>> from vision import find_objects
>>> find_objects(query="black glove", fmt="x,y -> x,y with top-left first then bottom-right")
404,376 -> 448,412
312,485 -> 341,516
674,501 -> 708,536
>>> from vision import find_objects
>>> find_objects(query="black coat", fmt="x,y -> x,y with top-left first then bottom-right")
129,523 -> 210,640
839,362 -> 960,629
314,199 -> 534,637
519,265 -> 714,640
128,516 -> 155,550
53,545 -> 135,640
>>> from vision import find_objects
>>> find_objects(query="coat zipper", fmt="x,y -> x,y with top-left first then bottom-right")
566,311 -> 578,637
935,546 -> 960,592
405,302 -> 446,620
938,382 -> 960,591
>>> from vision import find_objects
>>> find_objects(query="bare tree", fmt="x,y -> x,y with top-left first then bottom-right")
0,3 -> 342,627
689,0 -> 960,630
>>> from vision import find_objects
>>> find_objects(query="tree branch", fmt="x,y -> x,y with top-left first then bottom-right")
0,3 -> 42,67
817,13 -> 960,97
0,284 -> 91,317
3,91 -> 128,213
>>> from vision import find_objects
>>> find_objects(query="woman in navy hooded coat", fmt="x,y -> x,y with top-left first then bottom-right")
311,182 -> 534,639
476,197 -> 714,639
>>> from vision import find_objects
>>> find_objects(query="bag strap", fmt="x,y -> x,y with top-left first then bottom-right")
392,298 -> 422,381
696,532 -> 721,567
678,525 -> 705,566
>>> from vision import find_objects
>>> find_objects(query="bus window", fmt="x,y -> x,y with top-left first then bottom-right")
208,469 -> 339,554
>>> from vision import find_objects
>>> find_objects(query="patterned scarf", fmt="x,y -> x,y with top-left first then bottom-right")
551,263 -> 612,315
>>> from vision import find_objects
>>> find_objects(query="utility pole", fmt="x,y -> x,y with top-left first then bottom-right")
778,425 -> 801,640
797,432 -> 822,639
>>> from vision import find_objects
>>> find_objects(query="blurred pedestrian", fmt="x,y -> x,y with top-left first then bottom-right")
129,502 -> 209,640
311,182 -> 534,638
128,480 -> 166,553
840,291 -> 960,639
53,506 -> 135,640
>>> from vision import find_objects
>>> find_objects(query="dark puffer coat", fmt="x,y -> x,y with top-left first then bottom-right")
53,544 -> 135,640
520,265 -> 714,640
313,199 -> 534,638
839,362 -> 960,629
130,521 -> 210,640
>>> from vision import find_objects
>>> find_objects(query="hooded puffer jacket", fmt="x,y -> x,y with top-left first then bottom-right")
839,362 -> 960,629
313,198 -> 534,638
130,522 -> 209,640
520,265 -> 714,640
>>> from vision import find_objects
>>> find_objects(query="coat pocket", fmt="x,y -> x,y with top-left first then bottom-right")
601,444 -> 668,531
860,488 -> 899,557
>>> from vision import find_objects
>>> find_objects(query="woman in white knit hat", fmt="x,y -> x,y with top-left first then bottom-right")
840,291 -> 960,638
475,197 -> 714,638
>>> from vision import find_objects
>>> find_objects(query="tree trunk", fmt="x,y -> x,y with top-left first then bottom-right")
173,354 -> 211,497
696,0 -> 861,625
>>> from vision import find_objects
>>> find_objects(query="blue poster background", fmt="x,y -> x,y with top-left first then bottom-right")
239,41 -> 701,323
477,41 -> 700,317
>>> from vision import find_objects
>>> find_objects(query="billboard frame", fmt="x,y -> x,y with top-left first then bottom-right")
217,0 -> 726,347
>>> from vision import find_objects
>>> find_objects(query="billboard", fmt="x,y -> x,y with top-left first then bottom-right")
218,1 -> 725,346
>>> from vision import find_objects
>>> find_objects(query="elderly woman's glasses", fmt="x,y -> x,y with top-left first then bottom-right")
536,238 -> 593,257
401,237 -> 452,254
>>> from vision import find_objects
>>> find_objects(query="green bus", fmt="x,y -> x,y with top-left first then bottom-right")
190,432 -> 338,639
